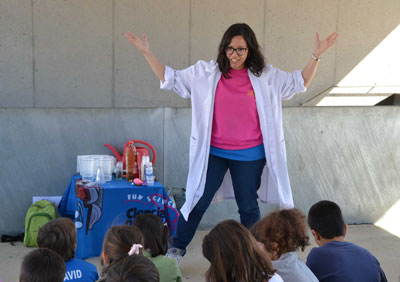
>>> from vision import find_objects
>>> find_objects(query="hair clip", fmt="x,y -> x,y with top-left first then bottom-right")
128,244 -> 143,256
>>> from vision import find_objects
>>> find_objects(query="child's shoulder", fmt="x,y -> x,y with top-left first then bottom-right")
151,254 -> 178,265
309,241 -> 373,258
66,258 -> 97,269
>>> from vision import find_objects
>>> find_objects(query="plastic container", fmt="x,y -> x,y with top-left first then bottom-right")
140,155 -> 150,181
146,175 -> 155,186
125,144 -> 136,181
80,158 -> 96,182
95,166 -> 106,184
99,158 -> 114,181
144,162 -> 153,177
144,162 -> 154,186
114,161 -> 123,180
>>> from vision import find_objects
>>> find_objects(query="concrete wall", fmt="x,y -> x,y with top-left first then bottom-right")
1,107 -> 399,234
2,0 -> 399,108
1,0 -> 400,234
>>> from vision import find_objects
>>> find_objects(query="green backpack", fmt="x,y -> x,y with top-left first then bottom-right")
23,199 -> 57,247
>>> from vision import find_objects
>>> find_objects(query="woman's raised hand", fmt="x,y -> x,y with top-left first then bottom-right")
125,31 -> 150,54
314,32 -> 338,58
125,31 -> 165,82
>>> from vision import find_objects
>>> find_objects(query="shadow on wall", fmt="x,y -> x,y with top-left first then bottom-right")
306,14 -> 400,106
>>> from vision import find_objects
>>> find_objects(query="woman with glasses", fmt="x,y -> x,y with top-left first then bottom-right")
126,23 -> 337,262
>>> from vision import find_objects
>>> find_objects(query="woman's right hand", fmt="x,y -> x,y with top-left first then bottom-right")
125,31 -> 150,54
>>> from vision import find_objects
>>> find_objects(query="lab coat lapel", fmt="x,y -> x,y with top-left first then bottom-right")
248,71 -> 275,170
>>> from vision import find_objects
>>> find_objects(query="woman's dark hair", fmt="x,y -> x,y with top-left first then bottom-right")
105,255 -> 159,282
308,200 -> 345,239
19,248 -> 66,282
217,23 -> 265,78
202,220 -> 275,282
133,214 -> 169,257
102,225 -> 144,266
37,217 -> 76,261
251,209 -> 309,258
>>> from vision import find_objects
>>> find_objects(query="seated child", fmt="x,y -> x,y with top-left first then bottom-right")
19,248 -> 66,282
202,219 -> 284,282
99,225 -> 157,281
133,214 -> 182,282
251,208 -> 318,282
104,254 -> 159,282
306,200 -> 387,282
37,217 -> 99,282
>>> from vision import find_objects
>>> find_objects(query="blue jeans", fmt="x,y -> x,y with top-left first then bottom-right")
172,154 -> 266,252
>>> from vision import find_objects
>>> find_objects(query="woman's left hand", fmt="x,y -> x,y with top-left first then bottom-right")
314,32 -> 338,58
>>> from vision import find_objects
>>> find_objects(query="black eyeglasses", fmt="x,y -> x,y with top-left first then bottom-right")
225,47 -> 248,56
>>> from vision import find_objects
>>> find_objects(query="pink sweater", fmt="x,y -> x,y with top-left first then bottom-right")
211,68 -> 263,150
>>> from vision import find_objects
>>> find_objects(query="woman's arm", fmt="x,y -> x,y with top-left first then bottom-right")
302,32 -> 338,88
125,31 -> 166,83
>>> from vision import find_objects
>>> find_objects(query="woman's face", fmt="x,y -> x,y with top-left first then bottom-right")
226,35 -> 248,70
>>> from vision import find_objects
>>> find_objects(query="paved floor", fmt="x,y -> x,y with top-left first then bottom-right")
0,225 -> 399,282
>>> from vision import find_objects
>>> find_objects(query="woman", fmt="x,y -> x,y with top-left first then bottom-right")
126,23 -> 337,261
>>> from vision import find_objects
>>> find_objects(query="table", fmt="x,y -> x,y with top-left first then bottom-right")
59,175 -> 179,259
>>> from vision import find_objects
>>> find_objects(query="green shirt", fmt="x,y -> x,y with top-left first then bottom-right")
144,250 -> 183,282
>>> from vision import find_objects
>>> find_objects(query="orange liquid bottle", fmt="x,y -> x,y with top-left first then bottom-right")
125,144 -> 136,181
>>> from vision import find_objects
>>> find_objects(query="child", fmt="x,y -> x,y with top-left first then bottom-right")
133,214 -> 182,282
99,225 -> 146,281
202,219 -> 284,282
104,254 -> 159,282
306,200 -> 387,282
251,208 -> 318,282
19,248 -> 66,282
37,217 -> 99,282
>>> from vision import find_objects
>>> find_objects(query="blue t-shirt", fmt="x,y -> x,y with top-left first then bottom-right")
64,258 -> 99,282
210,144 -> 265,161
306,241 -> 385,282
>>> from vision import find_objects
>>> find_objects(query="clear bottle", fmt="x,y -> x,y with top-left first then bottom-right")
140,155 -> 150,181
144,162 -> 154,186
125,144 -> 136,181
114,161 -> 123,180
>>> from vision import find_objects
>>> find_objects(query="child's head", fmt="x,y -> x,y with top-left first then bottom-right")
19,248 -> 66,282
37,217 -> 76,261
202,219 -> 275,282
133,214 -> 169,257
308,200 -> 346,239
102,225 -> 144,266
105,254 -> 159,282
251,208 -> 309,260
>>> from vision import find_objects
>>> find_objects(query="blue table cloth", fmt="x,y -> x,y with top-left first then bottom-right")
59,175 -> 179,259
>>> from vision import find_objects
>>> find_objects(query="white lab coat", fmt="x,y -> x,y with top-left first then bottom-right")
161,60 -> 306,221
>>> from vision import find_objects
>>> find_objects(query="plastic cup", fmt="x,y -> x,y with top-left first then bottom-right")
95,167 -> 106,184
99,158 -> 114,181
80,158 -> 96,182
